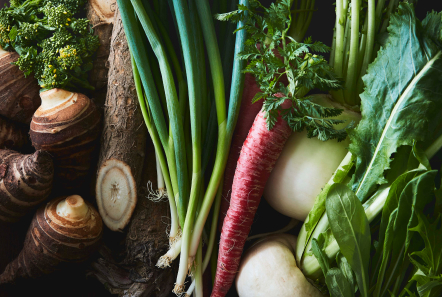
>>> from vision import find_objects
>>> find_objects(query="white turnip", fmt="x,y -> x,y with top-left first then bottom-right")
264,94 -> 361,220
235,234 -> 323,297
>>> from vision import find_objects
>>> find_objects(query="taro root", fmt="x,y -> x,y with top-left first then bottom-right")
0,149 -> 53,222
0,195 -> 103,284
0,46 -> 40,124
0,116 -> 28,150
29,88 -> 101,188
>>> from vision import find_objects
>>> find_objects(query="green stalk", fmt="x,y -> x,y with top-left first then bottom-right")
188,0 -> 248,259
117,0 -> 180,202
131,0 -> 190,228
131,55 -> 179,239
172,0 -> 203,291
343,0 -> 361,106
357,0 -> 375,95
185,180 -> 223,297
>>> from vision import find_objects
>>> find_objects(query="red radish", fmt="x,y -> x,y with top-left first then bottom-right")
212,97 -> 292,297
218,73 -> 264,229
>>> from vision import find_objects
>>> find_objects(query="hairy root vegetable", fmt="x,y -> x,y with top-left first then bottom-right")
0,150 -> 53,222
0,195 -> 103,284
264,94 -> 361,220
213,98 -> 292,297
86,0 -> 117,106
30,89 -> 101,188
0,116 -> 28,150
0,48 -> 40,124
236,234 -> 323,297
95,6 -> 147,232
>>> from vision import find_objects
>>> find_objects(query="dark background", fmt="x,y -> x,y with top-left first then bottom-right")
0,0 -> 441,297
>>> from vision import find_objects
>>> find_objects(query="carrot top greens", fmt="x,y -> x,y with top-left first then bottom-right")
217,0 -> 349,141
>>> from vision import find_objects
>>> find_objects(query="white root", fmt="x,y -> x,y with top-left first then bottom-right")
146,180 -> 168,202
156,237 -> 182,268
96,159 -> 137,231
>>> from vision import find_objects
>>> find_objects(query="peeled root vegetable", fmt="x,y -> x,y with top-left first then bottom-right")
0,117 -> 28,150
30,89 -> 101,188
264,94 -> 361,220
0,47 -> 40,124
236,234 -> 323,297
0,150 -> 53,222
0,195 -> 103,284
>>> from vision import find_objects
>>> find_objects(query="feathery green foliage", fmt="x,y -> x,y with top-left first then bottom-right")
217,0 -> 346,141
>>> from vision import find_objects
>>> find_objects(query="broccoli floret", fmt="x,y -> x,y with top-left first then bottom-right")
42,3 -> 73,29
76,34 -> 99,58
39,28 -> 72,53
42,0 -> 87,14
9,0 -> 23,8
57,44 -> 82,70
1,0 -> 96,92
0,10 -> 12,47
39,63 -> 66,89
69,18 -> 89,36
13,46 -> 38,76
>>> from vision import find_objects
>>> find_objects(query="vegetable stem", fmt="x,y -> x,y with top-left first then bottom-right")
344,0 -> 361,106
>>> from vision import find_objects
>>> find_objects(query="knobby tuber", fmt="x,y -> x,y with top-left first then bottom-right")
0,149 -> 53,222
0,195 -> 103,284
0,46 -> 40,124
30,89 -> 101,188
95,5 -> 146,232
0,116 -> 28,150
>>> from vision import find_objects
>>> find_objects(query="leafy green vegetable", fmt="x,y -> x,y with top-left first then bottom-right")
0,0 -> 98,92
216,0 -> 347,141
311,238 -> 355,297
326,183 -> 371,297
409,214 -> 442,297
348,3 -> 442,202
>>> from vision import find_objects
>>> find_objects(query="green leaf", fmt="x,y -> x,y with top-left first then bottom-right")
326,184 -> 371,297
348,3 -> 442,202
337,252 -> 357,292
311,238 -> 331,275
302,155 -> 355,257
325,268 -> 355,297
374,170 -> 436,295
371,169 -> 427,282
412,141 -> 431,171
409,214 -> 442,297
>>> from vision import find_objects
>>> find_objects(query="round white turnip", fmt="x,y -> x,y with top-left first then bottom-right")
263,94 -> 361,220
236,233 -> 323,297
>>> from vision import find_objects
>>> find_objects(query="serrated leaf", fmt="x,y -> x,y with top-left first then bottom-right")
348,3 -> 442,202
326,268 -> 355,297
326,184 -> 371,297
409,214 -> 442,297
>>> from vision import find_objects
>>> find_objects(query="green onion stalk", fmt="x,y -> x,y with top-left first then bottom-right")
170,0 -> 203,293
330,0 -> 400,106
117,0 -> 184,246
179,0 -> 249,293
